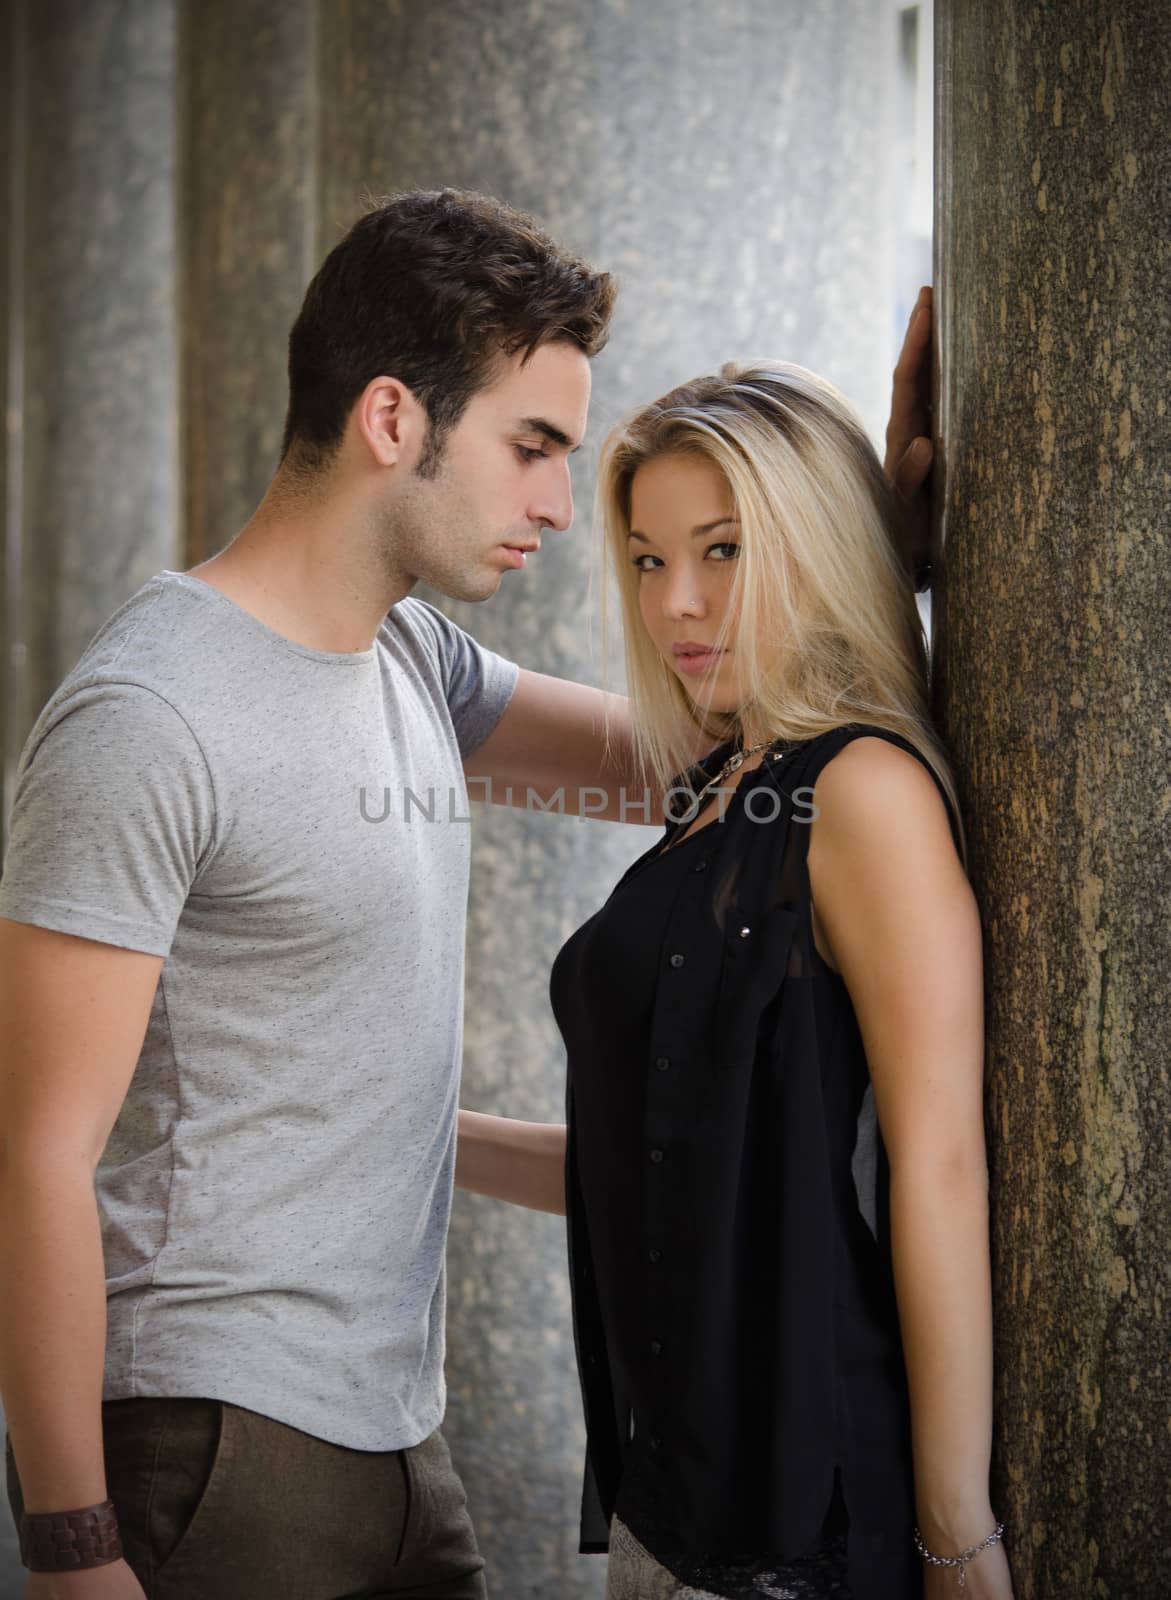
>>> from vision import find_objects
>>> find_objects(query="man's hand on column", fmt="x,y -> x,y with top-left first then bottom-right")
884,284 -> 935,586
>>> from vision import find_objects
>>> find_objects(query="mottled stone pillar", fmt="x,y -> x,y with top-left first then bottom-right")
179,0 -> 316,562
319,4 -> 903,1591
3,0 -> 178,783
934,3 -> 1170,1594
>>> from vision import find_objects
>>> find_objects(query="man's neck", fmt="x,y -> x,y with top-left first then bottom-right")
188,490 -> 413,655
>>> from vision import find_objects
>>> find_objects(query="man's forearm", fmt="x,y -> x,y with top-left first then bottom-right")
889,1160 -> 996,1544
454,1110 -> 567,1215
0,1149 -> 110,1511
463,672 -> 711,825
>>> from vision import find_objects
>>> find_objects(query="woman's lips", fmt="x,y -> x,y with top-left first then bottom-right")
674,649 -> 725,676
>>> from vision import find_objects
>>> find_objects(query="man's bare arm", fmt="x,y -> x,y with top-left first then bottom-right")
464,667 -> 706,823
454,1110 -> 567,1215
0,920 -> 160,1526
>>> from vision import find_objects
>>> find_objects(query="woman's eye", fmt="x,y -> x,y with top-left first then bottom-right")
709,542 -> 740,560
516,445 -> 549,463
631,554 -> 662,572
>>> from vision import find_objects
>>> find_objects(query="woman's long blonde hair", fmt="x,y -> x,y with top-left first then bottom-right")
598,360 -> 965,862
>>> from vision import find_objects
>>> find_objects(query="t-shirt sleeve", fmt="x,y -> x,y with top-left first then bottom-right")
407,599 -> 521,758
0,684 -> 216,957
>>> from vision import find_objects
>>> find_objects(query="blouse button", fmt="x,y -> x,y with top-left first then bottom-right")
649,1339 -> 663,1357
693,859 -> 708,874
649,1435 -> 663,1452
648,1248 -> 663,1264
649,1147 -> 665,1164
654,1056 -> 670,1072
668,953 -> 685,968
738,926 -> 751,938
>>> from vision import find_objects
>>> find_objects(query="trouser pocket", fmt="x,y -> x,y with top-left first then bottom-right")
98,1396 -> 226,1591
144,1399 -> 226,1581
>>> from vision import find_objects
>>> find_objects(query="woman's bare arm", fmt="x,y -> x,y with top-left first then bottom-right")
455,1109 -> 567,1216
807,738 -> 1013,1597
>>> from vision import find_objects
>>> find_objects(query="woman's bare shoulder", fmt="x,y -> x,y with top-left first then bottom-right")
813,734 -> 947,828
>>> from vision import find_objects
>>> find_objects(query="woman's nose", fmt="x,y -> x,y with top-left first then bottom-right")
662,571 -> 705,619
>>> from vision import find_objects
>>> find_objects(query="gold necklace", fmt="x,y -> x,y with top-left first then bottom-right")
683,737 -> 779,817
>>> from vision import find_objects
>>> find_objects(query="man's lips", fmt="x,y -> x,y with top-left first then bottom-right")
500,540 -> 540,568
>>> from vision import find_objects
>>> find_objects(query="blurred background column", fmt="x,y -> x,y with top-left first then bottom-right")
933,2 -> 1170,1594
1,0 -> 179,832
179,0 -> 316,562
1,2 -> 922,1593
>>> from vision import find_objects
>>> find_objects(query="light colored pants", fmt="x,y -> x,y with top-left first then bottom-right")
605,1515 -> 850,1600
607,1517 -> 724,1599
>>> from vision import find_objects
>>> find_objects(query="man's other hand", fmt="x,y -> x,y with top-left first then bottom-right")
885,284 -> 935,585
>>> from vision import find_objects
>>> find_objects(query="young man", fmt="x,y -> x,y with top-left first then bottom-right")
0,189 -> 934,1600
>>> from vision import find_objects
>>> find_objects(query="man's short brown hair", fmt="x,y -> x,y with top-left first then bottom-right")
281,188 -> 616,475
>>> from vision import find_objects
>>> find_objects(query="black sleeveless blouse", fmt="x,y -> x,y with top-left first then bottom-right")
550,724 -> 963,1600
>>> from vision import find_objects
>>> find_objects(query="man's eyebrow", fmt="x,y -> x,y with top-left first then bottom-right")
517,417 -> 582,453
626,517 -> 739,543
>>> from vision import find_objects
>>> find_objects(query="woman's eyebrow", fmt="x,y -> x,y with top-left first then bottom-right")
627,517 -> 739,543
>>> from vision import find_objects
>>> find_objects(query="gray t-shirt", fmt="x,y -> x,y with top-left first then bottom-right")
0,572 -> 519,1449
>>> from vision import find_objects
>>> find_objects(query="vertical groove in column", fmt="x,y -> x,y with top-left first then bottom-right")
930,0 -> 953,609
178,0 -> 317,563
2,0 -> 29,843
934,3 -> 1171,1593
17,0 -> 179,743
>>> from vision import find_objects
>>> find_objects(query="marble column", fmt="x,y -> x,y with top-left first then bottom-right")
933,3 -> 1171,1594
319,3 -> 904,1592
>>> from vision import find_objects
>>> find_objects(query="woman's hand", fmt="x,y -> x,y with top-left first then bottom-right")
922,1535 -> 1014,1597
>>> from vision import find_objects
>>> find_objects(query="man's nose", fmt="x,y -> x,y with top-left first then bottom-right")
530,462 -> 574,533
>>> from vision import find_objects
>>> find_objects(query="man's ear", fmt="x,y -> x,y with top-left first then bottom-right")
352,376 -> 428,468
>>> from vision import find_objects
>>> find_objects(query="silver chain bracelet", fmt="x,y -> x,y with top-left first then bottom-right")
913,1520 -> 1006,1588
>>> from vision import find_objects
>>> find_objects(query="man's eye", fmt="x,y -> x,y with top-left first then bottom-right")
516,445 -> 549,463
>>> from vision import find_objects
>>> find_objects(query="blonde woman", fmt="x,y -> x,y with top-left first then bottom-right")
457,365 -> 1014,1600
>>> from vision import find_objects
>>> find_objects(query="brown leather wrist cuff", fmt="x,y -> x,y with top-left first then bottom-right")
19,1499 -> 123,1572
